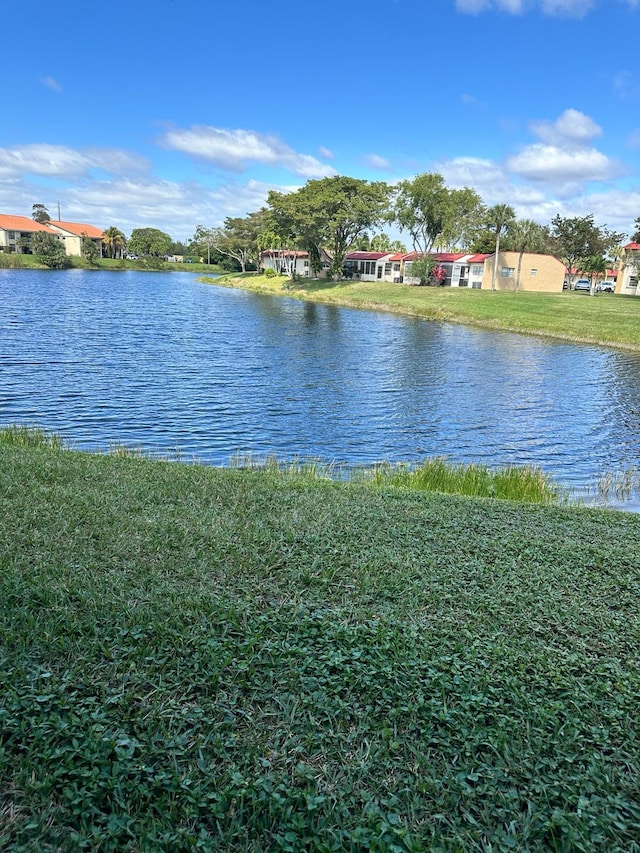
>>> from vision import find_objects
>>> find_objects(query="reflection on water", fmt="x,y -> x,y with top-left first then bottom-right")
1,268 -> 640,506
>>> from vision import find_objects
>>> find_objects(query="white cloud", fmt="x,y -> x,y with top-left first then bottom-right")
318,146 -> 334,159
503,109 -> 620,188
506,143 -> 619,183
429,152 -> 637,235
363,153 -> 392,170
0,168 -> 298,242
435,156 -> 545,204
40,76 -> 62,93
456,0 -> 595,14
159,126 -> 336,178
530,108 -> 602,145
70,176 -> 281,236
0,144 -> 149,180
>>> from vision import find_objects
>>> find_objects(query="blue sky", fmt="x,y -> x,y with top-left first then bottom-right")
2,0 -> 639,243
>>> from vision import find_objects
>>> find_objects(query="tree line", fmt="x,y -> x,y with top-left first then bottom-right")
187,175 -> 638,289
27,182 -> 640,285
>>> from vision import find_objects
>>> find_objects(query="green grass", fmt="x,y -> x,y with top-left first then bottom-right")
367,457 -> 564,504
0,254 -> 223,274
2,439 -> 640,850
206,274 -> 640,351
230,452 -> 564,505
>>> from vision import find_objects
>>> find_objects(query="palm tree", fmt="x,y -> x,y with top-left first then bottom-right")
102,226 -> 126,259
486,204 -> 516,291
509,219 -> 549,291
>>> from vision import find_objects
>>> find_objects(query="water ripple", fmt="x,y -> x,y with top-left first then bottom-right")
1,268 -> 640,503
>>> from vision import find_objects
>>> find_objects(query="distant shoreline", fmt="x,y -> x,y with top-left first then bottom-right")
202,272 -> 640,353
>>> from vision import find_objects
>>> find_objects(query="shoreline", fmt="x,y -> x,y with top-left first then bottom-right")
202,273 -> 640,353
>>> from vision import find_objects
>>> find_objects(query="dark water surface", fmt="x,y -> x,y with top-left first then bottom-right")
2,268 -> 640,504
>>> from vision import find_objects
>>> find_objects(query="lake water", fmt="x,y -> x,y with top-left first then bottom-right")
2,268 -> 640,506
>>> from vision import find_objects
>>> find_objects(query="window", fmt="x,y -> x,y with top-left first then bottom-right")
501,267 -> 515,278
471,264 -> 483,277
393,263 -> 400,272
530,268 -> 537,276
8,231 -> 15,240
303,260 -> 309,267
384,262 -> 392,276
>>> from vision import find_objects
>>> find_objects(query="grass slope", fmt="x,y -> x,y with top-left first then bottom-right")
208,274 -> 640,352
1,446 -> 640,850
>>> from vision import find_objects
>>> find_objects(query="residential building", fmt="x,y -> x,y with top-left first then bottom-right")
403,252 -> 489,288
0,213 -> 103,257
483,251 -> 566,292
0,214 -> 63,254
401,251 -> 564,291
260,249 -> 331,277
343,251 -> 391,281
48,220 -> 104,257
618,243 -> 640,296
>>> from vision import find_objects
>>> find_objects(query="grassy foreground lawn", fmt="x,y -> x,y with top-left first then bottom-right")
207,274 -> 640,351
2,445 -> 640,850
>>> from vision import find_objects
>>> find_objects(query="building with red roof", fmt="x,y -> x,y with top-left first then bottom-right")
0,213 -> 104,257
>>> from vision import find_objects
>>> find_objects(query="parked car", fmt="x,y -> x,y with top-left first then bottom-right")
597,281 -> 615,293
573,279 -> 591,292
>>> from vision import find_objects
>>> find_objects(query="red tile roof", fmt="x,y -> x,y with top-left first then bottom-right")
50,220 -> 103,239
402,251 -> 468,263
624,242 -> 640,250
434,252 -> 467,263
345,251 -> 389,261
0,214 -> 59,234
467,254 -> 490,263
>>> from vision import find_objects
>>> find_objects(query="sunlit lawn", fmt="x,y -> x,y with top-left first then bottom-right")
2,438 -> 640,850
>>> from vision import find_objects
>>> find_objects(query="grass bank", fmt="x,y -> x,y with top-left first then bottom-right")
206,273 -> 640,351
0,254 -> 224,274
2,440 -> 640,850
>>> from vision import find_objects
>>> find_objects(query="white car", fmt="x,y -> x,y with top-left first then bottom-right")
573,279 -> 591,292
597,281 -> 615,293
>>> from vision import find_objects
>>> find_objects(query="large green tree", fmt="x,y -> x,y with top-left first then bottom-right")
31,232 -> 69,268
127,228 -> 172,258
393,173 -> 450,256
209,211 -> 265,273
551,215 -> 625,293
102,226 -> 126,259
439,187 -> 486,250
631,217 -> 640,244
266,176 -> 391,278
393,174 -> 485,255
